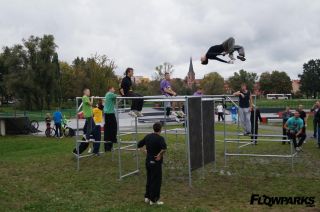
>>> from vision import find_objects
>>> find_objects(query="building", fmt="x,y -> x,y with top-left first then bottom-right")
186,57 -> 201,87
133,76 -> 150,84
292,80 -> 300,94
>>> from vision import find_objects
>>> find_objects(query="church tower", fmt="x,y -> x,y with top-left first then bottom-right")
187,57 -> 195,87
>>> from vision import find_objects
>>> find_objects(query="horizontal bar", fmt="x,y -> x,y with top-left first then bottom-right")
225,141 -> 251,144
225,139 -> 290,142
76,140 -> 112,143
120,170 -> 140,179
238,134 -> 288,138
239,143 -> 252,148
120,141 -> 137,144
119,144 -> 136,150
225,153 -> 297,158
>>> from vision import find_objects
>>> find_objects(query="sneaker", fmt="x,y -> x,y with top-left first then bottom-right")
237,55 -> 246,61
128,111 -> 137,118
136,111 -> 144,117
150,201 -> 164,205
144,198 -> 150,203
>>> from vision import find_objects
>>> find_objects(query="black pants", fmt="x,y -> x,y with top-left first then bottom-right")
251,123 -> 258,141
55,123 -> 62,137
218,112 -> 224,121
104,113 -> 117,151
127,92 -> 144,112
287,131 -> 306,148
313,119 -> 318,137
74,125 -> 101,154
145,161 -> 162,202
282,121 -> 288,140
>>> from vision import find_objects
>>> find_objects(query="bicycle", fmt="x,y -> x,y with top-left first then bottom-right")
23,119 -> 39,134
45,122 -> 56,137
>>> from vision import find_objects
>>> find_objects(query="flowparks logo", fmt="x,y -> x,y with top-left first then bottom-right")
250,194 -> 315,207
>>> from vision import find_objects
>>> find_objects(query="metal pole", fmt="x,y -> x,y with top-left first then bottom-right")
185,97 -> 192,187
290,138 -> 294,171
76,97 -> 80,171
164,101 -> 167,141
116,98 -> 122,180
223,97 -> 227,167
201,98 -> 205,179
253,94 -> 257,144
135,117 -> 139,172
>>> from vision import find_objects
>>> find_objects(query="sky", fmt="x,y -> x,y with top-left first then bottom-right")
0,0 -> 320,80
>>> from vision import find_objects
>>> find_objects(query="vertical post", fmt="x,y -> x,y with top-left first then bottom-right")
185,97 -> 192,187
223,97 -> 227,167
135,116 -> 139,171
200,98 -> 205,179
76,97 -> 80,171
164,101 -> 167,141
116,98 -> 122,180
290,139 -> 294,171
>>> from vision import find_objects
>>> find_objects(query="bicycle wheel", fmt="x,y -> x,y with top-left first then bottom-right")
63,127 -> 70,137
45,128 -> 56,137
30,120 -> 39,130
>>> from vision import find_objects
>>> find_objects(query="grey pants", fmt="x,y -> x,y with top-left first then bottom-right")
239,107 -> 251,133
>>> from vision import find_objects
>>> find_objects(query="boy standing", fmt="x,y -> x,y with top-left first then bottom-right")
138,122 -> 167,205
104,86 -> 118,151
53,109 -> 63,138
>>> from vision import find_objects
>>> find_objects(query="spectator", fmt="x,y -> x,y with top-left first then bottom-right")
217,103 -> 224,122
45,113 -> 52,129
311,101 -> 319,138
313,102 -> 320,148
193,87 -> 203,96
230,105 -> 238,124
104,86 -> 118,152
282,106 -> 293,144
53,109 -> 63,138
297,105 -> 308,144
284,110 -> 305,152
250,106 -> 262,144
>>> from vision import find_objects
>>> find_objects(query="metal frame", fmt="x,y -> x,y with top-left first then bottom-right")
222,95 -> 297,170
74,95 -> 221,187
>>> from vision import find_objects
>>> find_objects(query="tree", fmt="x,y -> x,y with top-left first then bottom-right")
200,72 -> 224,95
299,59 -> 320,98
228,69 -> 257,92
259,71 -> 292,95
153,62 -> 174,80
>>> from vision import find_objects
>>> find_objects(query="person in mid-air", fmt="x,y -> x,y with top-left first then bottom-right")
201,37 -> 246,65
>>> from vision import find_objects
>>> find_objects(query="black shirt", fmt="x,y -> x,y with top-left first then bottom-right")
121,76 -> 132,96
239,91 -> 251,108
138,133 -> 167,164
298,110 -> 306,125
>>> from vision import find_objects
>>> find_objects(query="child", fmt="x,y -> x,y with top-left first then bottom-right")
138,122 -> 167,205
104,86 -> 118,151
231,105 -> 238,124
45,113 -> 52,129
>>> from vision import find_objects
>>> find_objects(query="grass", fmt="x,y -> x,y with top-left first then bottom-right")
1,123 -> 320,211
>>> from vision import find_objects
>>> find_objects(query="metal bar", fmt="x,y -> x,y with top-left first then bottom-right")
225,153 -> 297,158
223,97 -> 227,167
225,141 -> 251,144
76,98 -> 80,171
135,117 -> 139,172
200,98 -> 205,179
185,97 -> 192,187
237,134 -> 288,138
116,98 -> 122,180
119,144 -> 136,150
76,140 -> 113,143
119,141 -> 138,144
120,170 -> 140,179
225,139 -> 290,142
239,142 -> 253,148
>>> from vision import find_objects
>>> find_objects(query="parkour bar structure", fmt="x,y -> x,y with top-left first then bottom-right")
74,95 -> 217,187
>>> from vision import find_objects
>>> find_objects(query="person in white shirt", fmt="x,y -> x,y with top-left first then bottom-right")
217,103 -> 224,122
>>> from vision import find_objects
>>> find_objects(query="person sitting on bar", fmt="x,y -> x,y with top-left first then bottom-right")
120,67 -> 144,117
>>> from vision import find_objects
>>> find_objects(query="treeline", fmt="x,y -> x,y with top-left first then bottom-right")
0,35 -> 118,110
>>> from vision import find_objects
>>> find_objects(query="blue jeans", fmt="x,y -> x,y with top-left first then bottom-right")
317,127 -> 320,145
231,113 -> 237,123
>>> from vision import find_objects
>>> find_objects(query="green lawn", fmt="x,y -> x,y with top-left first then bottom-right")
1,125 -> 320,211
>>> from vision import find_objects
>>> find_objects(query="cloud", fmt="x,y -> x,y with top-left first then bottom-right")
0,0 -> 320,80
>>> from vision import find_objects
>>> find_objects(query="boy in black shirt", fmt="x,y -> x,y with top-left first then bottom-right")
120,67 -> 144,117
298,105 -> 307,144
138,122 -> 167,205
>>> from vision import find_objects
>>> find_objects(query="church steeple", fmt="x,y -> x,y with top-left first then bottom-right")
187,57 -> 195,87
